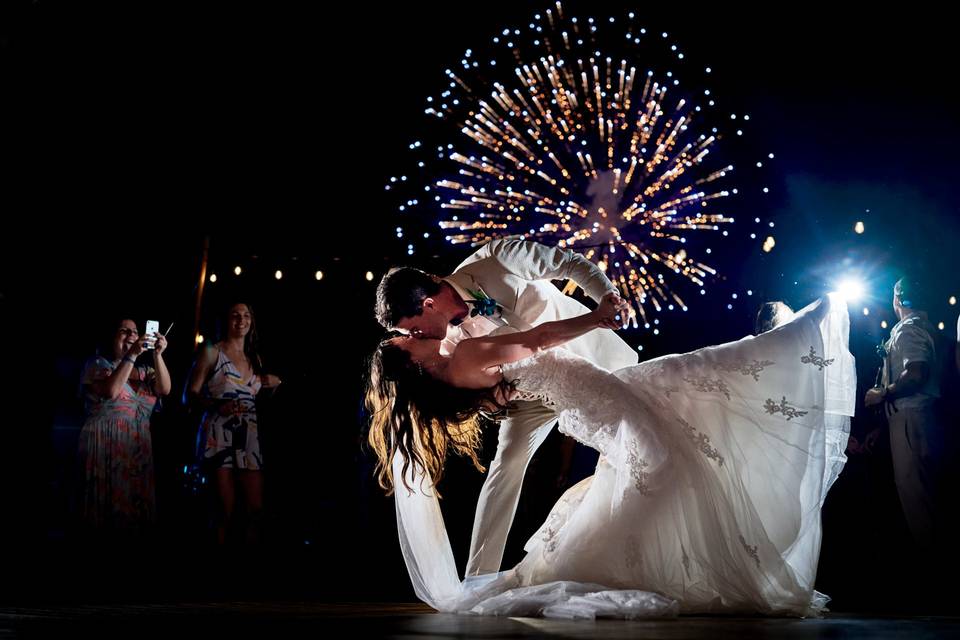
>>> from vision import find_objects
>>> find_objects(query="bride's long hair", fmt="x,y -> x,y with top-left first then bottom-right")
365,337 -> 513,495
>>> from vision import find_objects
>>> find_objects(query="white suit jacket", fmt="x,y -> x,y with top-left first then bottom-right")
443,238 -> 638,372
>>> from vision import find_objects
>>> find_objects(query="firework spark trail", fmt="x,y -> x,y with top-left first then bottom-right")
388,2 -> 773,332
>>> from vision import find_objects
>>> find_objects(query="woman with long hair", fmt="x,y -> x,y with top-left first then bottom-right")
187,302 -> 281,544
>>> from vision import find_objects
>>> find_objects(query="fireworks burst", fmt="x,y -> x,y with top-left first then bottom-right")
387,2 -> 774,330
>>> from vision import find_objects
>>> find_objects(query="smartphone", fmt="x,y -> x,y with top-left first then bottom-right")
145,319 -> 160,350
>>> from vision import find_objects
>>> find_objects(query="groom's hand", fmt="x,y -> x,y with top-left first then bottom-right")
599,291 -> 630,329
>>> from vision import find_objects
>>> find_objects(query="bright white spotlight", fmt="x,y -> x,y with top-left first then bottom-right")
835,278 -> 866,302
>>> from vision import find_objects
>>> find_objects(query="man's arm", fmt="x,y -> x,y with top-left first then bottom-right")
865,324 -> 933,406
885,361 -> 930,399
486,238 -> 618,302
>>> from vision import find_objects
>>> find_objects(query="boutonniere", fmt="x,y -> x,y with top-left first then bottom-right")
466,288 -> 501,317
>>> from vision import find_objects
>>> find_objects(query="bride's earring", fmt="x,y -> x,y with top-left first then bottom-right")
417,361 -> 424,376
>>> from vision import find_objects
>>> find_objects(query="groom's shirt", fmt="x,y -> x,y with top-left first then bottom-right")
440,277 -> 509,357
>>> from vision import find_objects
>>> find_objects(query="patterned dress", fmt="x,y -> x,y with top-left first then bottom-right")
198,348 -> 263,470
79,356 -> 159,531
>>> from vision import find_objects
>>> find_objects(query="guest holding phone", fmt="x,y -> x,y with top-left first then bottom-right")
78,317 -> 171,538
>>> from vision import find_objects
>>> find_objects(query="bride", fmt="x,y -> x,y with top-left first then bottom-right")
365,293 -> 855,619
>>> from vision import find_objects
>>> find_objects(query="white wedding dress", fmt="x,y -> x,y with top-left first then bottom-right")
393,294 -> 855,619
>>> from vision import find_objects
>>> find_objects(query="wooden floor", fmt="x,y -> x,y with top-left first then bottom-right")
2,602 -> 959,639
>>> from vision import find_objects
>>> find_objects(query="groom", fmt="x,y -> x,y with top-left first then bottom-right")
375,237 -> 637,576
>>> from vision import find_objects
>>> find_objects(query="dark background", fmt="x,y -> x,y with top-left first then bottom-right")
1,1 -> 957,611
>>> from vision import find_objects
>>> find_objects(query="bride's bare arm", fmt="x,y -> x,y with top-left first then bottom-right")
453,295 -> 619,375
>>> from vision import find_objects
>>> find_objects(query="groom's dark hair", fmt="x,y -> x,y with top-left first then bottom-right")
375,267 -> 444,328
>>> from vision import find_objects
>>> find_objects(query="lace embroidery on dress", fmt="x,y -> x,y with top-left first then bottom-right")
625,440 -> 652,495
677,417 -> 724,467
714,359 -> 776,381
800,346 -> 834,371
540,511 -> 563,554
513,389 -> 558,409
739,535 -> 761,568
763,396 -> 809,421
683,376 -> 732,400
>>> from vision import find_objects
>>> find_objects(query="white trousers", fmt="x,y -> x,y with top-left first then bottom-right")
465,401 -> 557,576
